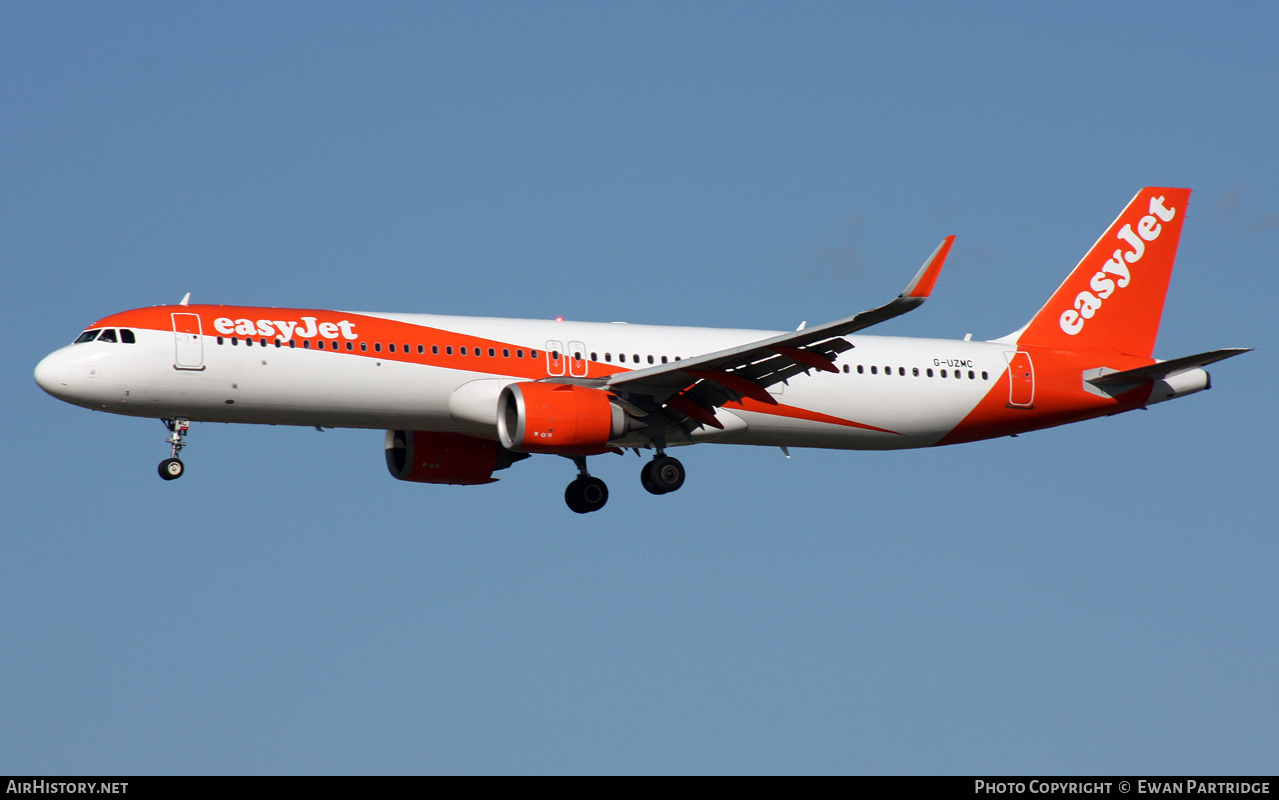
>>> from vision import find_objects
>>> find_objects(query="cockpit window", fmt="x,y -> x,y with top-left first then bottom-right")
120,329 -> 136,344
98,329 -> 118,343
74,329 -> 101,344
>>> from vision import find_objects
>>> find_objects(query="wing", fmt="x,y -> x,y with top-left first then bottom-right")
604,236 -> 955,433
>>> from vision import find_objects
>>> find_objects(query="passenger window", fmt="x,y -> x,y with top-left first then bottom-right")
98,329 -> 118,343
842,365 -> 849,373
927,368 -> 934,377
982,371 -> 989,380
460,347 -> 467,355
432,346 -> 439,355
445,346 -> 452,355
618,353 -> 626,363
374,343 -> 381,352
605,353 -> 612,362
871,366 -> 877,374
74,329 -> 101,344
648,355 -> 654,364
517,349 -> 524,358
360,342 -> 367,352
502,348 -> 509,358
857,365 -> 864,374
289,340 -> 296,348
232,337 -> 239,346
346,342 -> 353,351
404,344 -> 410,353
661,356 -> 668,364
940,369 -> 946,377
389,344 -> 396,353
121,329 -> 136,344
899,367 -> 905,376
912,367 -> 919,376
531,350 -> 539,359
968,370 -> 975,379
489,348 -> 496,357
217,336 -> 224,345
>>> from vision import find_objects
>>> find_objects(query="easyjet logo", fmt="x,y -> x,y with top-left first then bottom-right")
213,316 -> 359,340
1059,195 -> 1176,335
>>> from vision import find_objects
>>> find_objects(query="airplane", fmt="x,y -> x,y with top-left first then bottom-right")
34,187 -> 1248,513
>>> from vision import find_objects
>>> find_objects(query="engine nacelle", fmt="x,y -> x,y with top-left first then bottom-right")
385,430 -> 528,485
497,382 -> 627,454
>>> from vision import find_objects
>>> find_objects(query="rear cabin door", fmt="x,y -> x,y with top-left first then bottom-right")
1005,351 -> 1034,408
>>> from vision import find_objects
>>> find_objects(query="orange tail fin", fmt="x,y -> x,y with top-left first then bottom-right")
1011,187 -> 1191,358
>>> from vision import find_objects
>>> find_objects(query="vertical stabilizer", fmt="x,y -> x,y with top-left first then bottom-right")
1011,187 -> 1190,357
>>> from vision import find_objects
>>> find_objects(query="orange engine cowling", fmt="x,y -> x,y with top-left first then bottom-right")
497,382 -> 627,454
385,430 -> 528,485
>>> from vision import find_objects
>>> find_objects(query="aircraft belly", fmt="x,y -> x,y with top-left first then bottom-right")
724,377 -> 987,450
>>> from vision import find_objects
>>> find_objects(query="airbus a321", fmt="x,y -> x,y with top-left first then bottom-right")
35,187 -> 1247,513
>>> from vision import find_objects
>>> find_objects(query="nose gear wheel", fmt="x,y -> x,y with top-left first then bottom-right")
158,418 -> 190,481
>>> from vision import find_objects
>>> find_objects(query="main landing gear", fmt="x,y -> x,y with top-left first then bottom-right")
158,418 -> 189,481
641,455 -> 685,495
562,452 -> 687,513
565,456 -> 609,514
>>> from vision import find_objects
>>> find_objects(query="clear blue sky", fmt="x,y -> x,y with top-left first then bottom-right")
3,2 -> 1274,774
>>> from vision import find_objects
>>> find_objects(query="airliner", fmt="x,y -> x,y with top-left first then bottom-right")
34,187 -> 1247,513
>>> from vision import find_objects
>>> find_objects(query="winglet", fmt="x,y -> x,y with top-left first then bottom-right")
900,235 -> 955,300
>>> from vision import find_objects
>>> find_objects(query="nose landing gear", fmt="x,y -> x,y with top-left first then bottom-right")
158,418 -> 189,481
564,455 -> 608,514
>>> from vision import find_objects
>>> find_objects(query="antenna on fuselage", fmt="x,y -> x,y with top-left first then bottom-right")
179,293 -> 191,306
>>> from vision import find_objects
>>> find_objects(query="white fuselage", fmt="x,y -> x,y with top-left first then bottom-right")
35,310 -> 1010,451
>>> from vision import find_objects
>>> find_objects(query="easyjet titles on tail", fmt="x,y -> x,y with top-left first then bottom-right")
1059,195 -> 1177,336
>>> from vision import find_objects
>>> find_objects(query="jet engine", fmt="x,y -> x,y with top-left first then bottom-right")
385,430 -> 528,485
497,382 -> 628,454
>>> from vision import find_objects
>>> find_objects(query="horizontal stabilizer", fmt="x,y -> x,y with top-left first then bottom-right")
1086,348 -> 1251,388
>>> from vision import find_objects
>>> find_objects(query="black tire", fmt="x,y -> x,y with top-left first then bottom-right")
649,456 -> 685,494
565,476 -> 608,514
158,458 -> 185,481
641,461 -> 666,495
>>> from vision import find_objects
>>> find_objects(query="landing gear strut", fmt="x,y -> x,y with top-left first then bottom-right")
158,418 -> 189,481
564,455 -> 608,514
641,454 -> 685,495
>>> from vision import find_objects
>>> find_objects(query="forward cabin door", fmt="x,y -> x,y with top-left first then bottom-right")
172,313 -> 205,370
1005,351 -> 1034,408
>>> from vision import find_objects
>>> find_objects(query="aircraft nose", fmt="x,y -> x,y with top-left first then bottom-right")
34,349 -> 72,398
